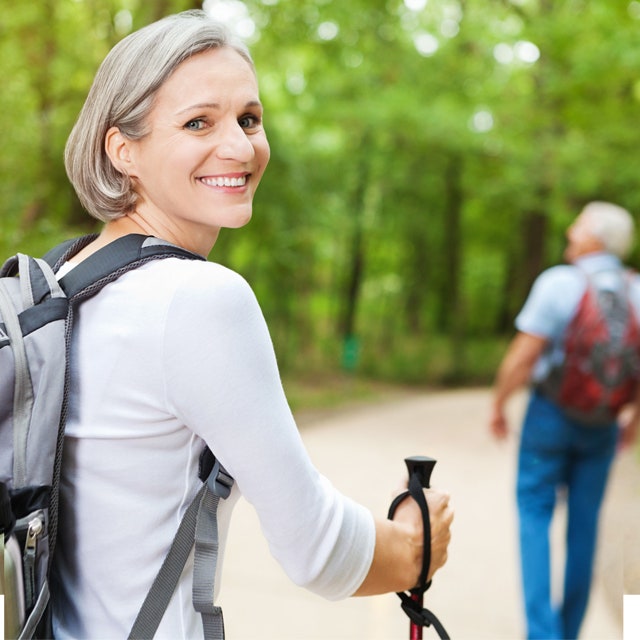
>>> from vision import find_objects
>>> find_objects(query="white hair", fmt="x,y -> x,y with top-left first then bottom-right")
581,201 -> 635,258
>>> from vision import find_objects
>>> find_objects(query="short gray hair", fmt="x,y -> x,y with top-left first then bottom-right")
581,201 -> 635,258
65,10 -> 254,222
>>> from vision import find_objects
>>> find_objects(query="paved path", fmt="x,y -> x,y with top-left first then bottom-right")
220,387 -> 638,639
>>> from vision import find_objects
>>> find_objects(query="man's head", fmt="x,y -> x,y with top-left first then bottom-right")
565,201 -> 635,263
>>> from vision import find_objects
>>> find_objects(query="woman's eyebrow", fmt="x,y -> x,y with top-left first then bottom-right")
176,102 -> 219,115
176,100 -> 262,115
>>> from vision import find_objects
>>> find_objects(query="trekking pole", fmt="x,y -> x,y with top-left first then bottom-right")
406,456 -> 434,640
387,456 -> 450,640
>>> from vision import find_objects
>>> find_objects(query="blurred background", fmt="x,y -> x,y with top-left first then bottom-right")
1,0 -> 640,398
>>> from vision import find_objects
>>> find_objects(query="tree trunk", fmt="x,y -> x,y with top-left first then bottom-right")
441,154 -> 466,379
20,0 -> 56,229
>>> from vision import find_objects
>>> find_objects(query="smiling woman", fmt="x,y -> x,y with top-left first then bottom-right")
45,10 -> 453,640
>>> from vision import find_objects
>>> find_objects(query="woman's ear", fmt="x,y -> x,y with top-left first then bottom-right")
105,126 -> 137,176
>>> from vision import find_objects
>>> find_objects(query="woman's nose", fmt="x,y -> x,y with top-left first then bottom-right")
216,122 -> 255,162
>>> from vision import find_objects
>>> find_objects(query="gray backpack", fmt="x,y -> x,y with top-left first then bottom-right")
0,234 -> 233,639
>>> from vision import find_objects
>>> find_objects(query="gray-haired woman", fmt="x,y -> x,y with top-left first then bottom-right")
52,10 -> 453,638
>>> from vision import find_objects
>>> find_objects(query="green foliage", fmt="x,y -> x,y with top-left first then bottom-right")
2,0 -> 640,386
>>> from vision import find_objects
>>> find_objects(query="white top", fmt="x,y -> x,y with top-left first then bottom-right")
51,257 -> 375,639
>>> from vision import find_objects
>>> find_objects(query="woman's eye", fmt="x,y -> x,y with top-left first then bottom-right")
184,118 -> 206,131
239,114 -> 260,129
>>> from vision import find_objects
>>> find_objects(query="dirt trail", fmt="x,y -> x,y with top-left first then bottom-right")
220,387 -> 638,639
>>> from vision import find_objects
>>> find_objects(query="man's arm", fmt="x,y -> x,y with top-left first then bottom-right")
489,331 -> 548,439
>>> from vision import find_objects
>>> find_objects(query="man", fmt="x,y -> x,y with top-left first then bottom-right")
489,201 -> 640,639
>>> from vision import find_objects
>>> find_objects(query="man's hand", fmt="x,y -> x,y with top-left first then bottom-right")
489,406 -> 509,440
618,411 -> 639,449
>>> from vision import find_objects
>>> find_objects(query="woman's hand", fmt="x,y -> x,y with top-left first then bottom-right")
354,487 -> 453,596
392,487 -> 453,583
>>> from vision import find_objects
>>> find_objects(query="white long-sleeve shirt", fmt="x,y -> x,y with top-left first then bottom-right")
51,256 -> 375,639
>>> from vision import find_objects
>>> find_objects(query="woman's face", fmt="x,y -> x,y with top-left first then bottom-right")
117,46 -> 270,254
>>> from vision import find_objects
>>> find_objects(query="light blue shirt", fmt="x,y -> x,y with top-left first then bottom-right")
515,252 -> 640,383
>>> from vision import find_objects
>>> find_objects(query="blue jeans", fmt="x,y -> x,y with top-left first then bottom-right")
517,391 -> 617,640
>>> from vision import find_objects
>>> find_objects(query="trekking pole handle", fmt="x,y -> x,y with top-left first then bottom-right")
405,456 -> 436,490
405,456 -> 437,640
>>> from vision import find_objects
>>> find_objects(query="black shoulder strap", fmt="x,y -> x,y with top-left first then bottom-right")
42,234 -> 98,271
51,234 -> 205,301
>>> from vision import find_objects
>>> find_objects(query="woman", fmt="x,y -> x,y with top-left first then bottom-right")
51,10 -> 453,638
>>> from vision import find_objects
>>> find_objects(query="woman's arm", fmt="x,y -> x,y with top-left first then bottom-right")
165,264 -> 453,599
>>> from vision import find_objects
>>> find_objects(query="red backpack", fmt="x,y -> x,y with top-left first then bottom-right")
538,270 -> 640,424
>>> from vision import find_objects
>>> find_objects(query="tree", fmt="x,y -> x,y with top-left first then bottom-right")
2,0 -> 639,383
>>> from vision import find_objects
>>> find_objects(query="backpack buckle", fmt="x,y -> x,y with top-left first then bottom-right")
206,458 -> 234,499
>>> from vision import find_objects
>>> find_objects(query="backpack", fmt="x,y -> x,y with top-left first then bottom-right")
537,269 -> 640,425
0,234 -> 233,639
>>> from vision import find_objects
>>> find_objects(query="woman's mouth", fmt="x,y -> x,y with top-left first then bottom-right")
199,175 -> 248,187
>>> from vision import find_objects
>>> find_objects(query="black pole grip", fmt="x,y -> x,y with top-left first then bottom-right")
405,455 -> 436,489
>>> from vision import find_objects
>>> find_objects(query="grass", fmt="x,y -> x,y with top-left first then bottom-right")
278,333 -> 511,400
281,372 -> 414,418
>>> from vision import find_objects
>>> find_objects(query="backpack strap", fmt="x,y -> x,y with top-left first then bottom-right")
54,234 -> 204,300
193,457 -> 234,640
128,485 -> 206,640
42,234 -> 98,272
128,452 -> 233,640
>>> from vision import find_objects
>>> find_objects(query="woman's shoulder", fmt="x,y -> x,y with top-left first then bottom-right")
140,256 -> 250,290
108,257 -> 257,319
140,257 -> 259,316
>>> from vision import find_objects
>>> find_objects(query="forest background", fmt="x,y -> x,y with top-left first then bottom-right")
2,0 -> 640,408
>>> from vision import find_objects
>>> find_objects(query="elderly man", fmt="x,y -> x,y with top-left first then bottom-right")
490,201 -> 640,639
